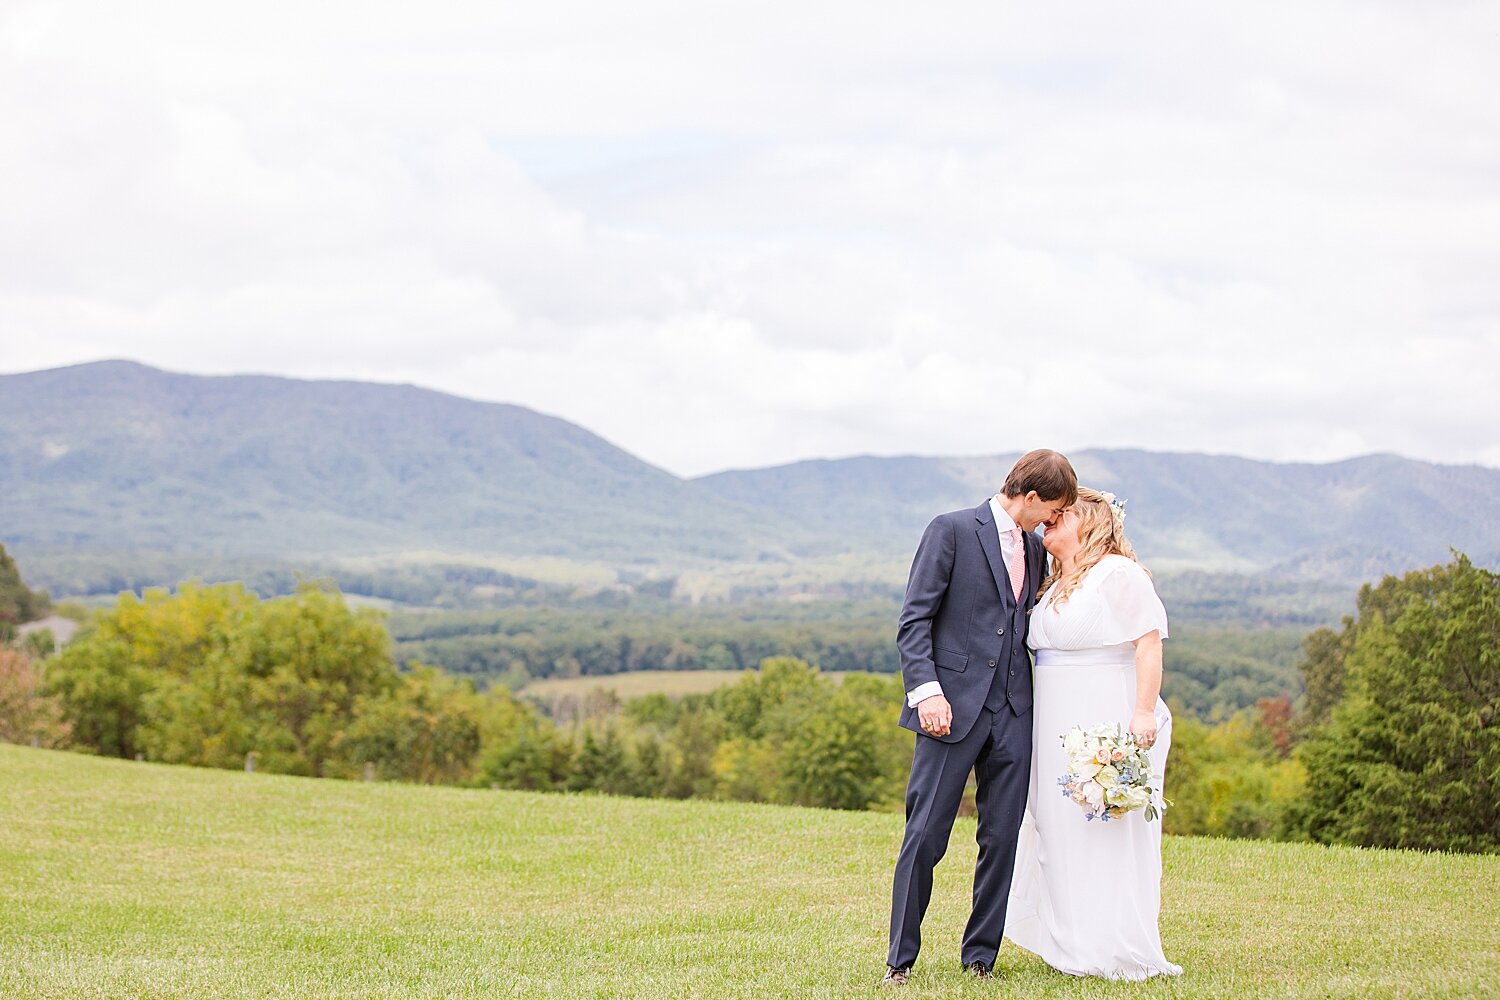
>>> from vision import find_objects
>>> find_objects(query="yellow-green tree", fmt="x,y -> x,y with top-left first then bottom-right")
47,582 -> 252,758
47,582 -> 395,776
1164,710 -> 1306,840
230,585 -> 395,776
341,666 -> 483,784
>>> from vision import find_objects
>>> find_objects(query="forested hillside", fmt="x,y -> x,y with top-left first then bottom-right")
0,361 -> 815,563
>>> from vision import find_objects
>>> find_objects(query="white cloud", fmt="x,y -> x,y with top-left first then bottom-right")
1,0 -> 1497,476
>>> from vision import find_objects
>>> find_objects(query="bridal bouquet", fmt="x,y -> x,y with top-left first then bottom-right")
1056,723 -> 1164,823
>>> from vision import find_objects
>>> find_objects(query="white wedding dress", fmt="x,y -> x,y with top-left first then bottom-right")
1003,555 -> 1182,980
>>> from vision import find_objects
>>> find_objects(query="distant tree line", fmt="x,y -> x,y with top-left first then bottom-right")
1153,571 -> 1352,627
392,605 -> 903,691
27,554 -> 585,610
392,605 -> 1307,721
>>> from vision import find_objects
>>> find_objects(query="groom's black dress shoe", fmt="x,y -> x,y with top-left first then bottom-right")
880,966 -> 910,986
962,961 -> 994,980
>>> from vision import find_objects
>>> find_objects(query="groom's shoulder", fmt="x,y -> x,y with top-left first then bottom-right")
912,503 -> 990,549
924,503 -> 985,532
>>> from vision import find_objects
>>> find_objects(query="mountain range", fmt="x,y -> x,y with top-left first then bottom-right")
3,361 -> 1496,588
0,361 -> 813,564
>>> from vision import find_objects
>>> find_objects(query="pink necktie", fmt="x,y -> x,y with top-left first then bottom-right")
1008,527 -> 1024,602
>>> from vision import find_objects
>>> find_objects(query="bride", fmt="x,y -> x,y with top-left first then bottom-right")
1003,488 -> 1182,980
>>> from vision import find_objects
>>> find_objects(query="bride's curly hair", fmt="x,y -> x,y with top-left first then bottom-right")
1042,487 -> 1146,610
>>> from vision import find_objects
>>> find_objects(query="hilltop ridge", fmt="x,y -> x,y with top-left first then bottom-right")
3,360 -> 1496,583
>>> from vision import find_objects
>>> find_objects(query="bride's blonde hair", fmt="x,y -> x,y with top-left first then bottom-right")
1043,487 -> 1145,609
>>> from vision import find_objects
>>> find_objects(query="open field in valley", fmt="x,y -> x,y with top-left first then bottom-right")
519,668 -> 883,704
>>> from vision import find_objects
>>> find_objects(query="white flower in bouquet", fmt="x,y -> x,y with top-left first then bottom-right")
1072,760 -> 1102,781
1054,723 -> 1167,823
1082,781 -> 1105,809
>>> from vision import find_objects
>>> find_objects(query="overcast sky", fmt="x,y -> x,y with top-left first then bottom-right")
2,2 -> 1497,477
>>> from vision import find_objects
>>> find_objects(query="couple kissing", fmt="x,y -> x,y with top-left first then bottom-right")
883,448 -> 1181,986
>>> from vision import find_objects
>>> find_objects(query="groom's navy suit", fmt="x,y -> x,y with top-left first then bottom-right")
888,499 -> 1044,971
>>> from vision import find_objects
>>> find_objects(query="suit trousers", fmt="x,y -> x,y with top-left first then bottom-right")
887,704 -> 1033,970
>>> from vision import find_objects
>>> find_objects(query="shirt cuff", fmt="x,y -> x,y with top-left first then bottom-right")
906,680 -> 944,708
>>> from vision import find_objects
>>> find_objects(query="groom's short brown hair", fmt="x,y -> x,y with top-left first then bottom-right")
1002,449 -> 1078,505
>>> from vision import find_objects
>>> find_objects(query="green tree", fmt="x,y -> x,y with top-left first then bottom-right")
710,658 -> 819,803
709,659 -> 909,811
0,543 -> 50,643
1295,554 -> 1499,853
1295,625 -> 1352,733
716,656 -> 823,740
570,725 -> 632,794
631,734 -> 671,797
231,584 -> 395,776
712,734 -> 779,802
623,692 -> 678,730
341,666 -> 483,784
777,685 -> 888,810
775,672 -> 909,811
476,689 -> 574,792
830,672 -> 910,809
662,698 -> 723,799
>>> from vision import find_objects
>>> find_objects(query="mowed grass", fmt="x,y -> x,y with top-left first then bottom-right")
1,745 -> 1496,999
520,669 -> 879,702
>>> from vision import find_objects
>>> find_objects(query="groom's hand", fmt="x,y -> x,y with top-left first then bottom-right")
916,694 -> 952,737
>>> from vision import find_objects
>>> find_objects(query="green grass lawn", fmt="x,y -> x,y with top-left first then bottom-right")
2,744 -> 1495,999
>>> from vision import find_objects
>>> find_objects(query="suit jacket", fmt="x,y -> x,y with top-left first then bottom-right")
895,500 -> 1046,742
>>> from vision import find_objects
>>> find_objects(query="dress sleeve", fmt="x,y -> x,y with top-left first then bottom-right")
1096,558 -> 1169,643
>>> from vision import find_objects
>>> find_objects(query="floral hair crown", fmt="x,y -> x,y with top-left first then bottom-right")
1099,491 -> 1128,525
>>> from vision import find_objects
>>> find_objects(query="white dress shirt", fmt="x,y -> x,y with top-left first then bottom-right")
906,495 -> 1024,708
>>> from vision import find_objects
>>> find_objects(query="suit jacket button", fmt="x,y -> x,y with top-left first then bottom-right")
1009,670 -> 1015,676
996,628 -> 1004,636
988,659 -> 997,667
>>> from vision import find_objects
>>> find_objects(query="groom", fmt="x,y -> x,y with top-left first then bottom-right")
883,449 -> 1077,986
